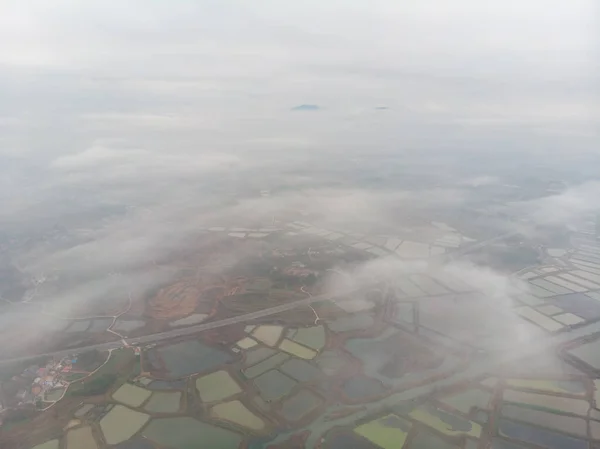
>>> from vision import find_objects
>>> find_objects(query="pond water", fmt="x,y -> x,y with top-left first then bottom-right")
237,337 -> 258,349
100,405 -> 150,445
114,439 -> 156,449
254,370 -> 297,402
335,298 -> 375,313
280,359 -> 321,383
279,339 -> 317,359
281,390 -> 322,422
31,440 -> 59,449
66,426 -> 98,449
142,417 -> 242,449
504,379 -> 586,396
315,351 -> 348,377
354,414 -> 411,449
498,419 -> 588,449
288,326 -> 326,350
138,377 -> 152,386
211,400 -> 266,431
502,389 -> 589,415
148,379 -> 187,390
112,383 -> 151,407
345,328 -> 449,387
342,377 -> 386,401
243,352 -> 289,379
490,439 -> 529,449
154,340 -> 233,378
411,431 -> 461,449
440,388 -> 492,414
252,325 -> 284,346
323,430 -> 380,449
501,405 -> 587,437
409,405 -> 481,438
244,347 -> 277,366
196,370 -> 242,402
144,391 -> 181,413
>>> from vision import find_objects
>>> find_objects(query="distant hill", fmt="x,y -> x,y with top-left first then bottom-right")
291,104 -> 320,111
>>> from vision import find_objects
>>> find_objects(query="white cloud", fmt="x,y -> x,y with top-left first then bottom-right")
527,181 -> 600,227
51,143 -> 243,184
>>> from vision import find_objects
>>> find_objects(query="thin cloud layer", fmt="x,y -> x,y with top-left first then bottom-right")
323,256 -> 538,350
51,143 -> 243,182
0,0 -> 598,353
514,181 -> 600,228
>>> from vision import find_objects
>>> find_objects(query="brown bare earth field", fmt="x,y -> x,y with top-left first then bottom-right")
145,280 -> 202,319
144,275 -> 229,320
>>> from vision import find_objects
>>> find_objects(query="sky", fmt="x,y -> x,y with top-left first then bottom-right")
1,0 -> 597,160
0,0 -> 599,350
0,0 -> 597,211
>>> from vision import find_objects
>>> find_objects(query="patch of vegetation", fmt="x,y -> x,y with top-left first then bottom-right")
269,270 -> 317,289
130,355 -> 141,379
68,374 -> 118,397
63,372 -> 87,382
66,348 -> 135,398
230,257 -> 273,277
72,349 -> 107,372
34,400 -> 54,410
1,408 -> 35,431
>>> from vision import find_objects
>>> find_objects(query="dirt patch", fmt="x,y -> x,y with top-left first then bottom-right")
146,281 -> 201,320
0,400 -> 81,449
145,278 -> 227,320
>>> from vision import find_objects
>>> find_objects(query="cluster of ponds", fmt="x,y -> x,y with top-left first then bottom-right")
26,303 -> 600,449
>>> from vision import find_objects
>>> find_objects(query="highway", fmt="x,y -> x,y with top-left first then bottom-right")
445,230 -> 520,261
0,231 -> 518,366
0,289 -> 349,365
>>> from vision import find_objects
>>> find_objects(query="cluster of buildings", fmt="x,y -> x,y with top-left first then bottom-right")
8,354 -> 79,407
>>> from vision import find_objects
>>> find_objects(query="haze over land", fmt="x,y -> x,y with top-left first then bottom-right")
1,1 -> 598,323
1,2 -> 600,448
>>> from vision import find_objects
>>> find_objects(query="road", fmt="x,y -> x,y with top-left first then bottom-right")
446,230 -> 520,261
0,231 -> 517,365
0,289 -> 353,365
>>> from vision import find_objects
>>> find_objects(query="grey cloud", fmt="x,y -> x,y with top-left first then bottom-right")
525,181 -> 600,227
323,256 -> 537,349
1,0 -> 597,125
51,143 -> 243,181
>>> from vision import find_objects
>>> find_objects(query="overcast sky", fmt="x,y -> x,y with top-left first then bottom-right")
1,0 -> 598,225
0,0 -> 597,240
1,0 -> 598,161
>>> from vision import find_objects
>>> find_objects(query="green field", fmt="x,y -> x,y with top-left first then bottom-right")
66,349 -> 136,397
